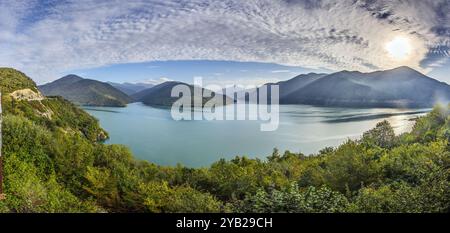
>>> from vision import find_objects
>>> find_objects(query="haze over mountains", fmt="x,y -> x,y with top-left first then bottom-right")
38,66 -> 450,108
107,82 -> 154,95
254,66 -> 450,108
39,75 -> 232,107
131,81 -> 233,107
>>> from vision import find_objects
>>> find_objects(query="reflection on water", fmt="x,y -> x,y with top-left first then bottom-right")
321,110 -> 428,123
84,103 -> 429,167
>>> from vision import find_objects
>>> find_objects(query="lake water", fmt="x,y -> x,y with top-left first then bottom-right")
84,103 -> 429,167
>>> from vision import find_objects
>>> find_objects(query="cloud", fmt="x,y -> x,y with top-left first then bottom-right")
1,0 -> 449,83
141,77 -> 173,85
271,70 -> 292,73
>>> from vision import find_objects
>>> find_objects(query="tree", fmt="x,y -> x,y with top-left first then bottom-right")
235,183 -> 349,213
362,120 -> 397,149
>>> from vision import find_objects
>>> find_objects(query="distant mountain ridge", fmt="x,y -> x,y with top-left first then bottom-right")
132,81 -> 233,107
39,75 -> 131,107
256,66 -> 450,108
266,73 -> 328,99
107,82 -> 154,95
39,66 -> 449,108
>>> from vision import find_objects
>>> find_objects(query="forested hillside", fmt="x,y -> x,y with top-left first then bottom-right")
39,75 -> 131,107
132,81 -> 233,107
0,68 -> 448,213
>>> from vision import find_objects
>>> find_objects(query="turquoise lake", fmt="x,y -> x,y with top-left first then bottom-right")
84,103 -> 429,167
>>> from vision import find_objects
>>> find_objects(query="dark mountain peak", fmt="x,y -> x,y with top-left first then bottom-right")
391,66 -> 416,72
130,82 -> 178,102
367,66 -> 421,76
76,78 -> 105,84
293,72 -> 327,78
387,66 -> 430,78
107,81 -> 155,95
145,81 -> 186,92
39,75 -> 131,107
279,66 -> 450,108
330,67 -> 421,77
334,70 -> 362,75
61,74 -> 83,79
44,74 -> 85,87
59,74 -> 84,82
131,80 -> 232,106
369,66 -> 433,83
157,81 -> 184,86
328,67 -> 428,82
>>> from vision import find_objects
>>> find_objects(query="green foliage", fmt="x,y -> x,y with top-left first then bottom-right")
2,115 -> 53,178
0,68 -> 449,213
321,140 -> 383,192
362,120 -> 397,148
235,183 -> 349,213
1,151 -> 98,213
0,68 -> 38,94
138,181 -> 221,213
83,166 -> 120,209
2,102 -> 449,213
380,140 -> 448,184
39,75 -> 131,107
350,168 -> 449,213
411,105 -> 449,143
42,97 -> 108,141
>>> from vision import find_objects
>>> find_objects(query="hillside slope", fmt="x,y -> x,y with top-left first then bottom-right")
39,75 -> 131,107
0,67 -> 449,213
132,81 -> 233,107
0,68 -> 108,142
107,82 -> 154,95
279,67 -> 450,108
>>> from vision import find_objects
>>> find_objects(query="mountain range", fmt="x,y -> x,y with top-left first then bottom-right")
39,75 -> 132,107
131,81 -> 233,107
255,66 -> 450,108
38,66 -> 450,108
39,75 -> 232,107
107,82 -> 154,95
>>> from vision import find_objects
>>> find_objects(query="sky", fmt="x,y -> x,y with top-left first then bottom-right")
0,0 -> 449,85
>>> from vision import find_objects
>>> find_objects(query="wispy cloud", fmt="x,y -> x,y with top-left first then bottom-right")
142,77 -> 173,85
0,0 -> 449,83
271,70 -> 291,73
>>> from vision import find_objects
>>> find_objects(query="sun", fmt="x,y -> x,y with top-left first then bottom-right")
385,36 -> 412,60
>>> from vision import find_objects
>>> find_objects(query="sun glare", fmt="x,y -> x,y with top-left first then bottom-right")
385,36 -> 412,60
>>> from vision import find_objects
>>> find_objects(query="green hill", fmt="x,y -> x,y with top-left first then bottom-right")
132,81 -> 233,107
0,68 -> 108,142
0,68 -> 39,94
0,68 -> 449,213
39,75 -> 131,107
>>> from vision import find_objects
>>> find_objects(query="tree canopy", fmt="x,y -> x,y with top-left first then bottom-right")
0,68 -> 449,213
